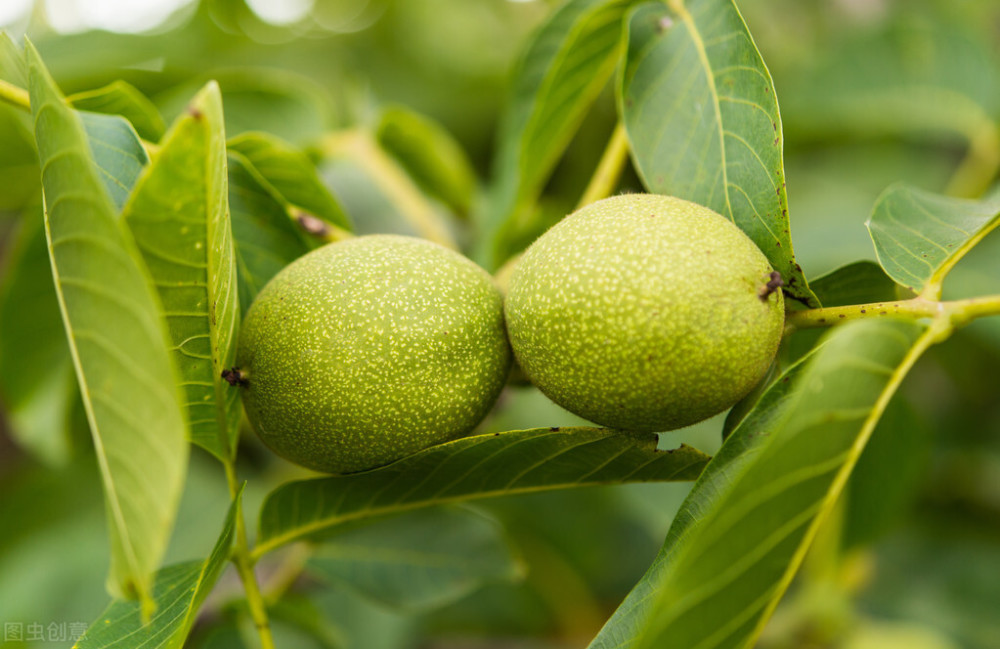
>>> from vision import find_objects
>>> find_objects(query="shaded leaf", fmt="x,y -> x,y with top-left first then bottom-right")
591,318 -> 934,649
619,1 -> 817,308
810,260 -> 905,307
866,184 -> 1000,296
478,0 -> 632,268
69,80 -> 167,142
375,105 -> 478,218
256,427 -> 710,557
0,209 -> 76,465
310,506 -> 524,613
0,36 -> 40,212
227,150 -> 311,316
843,398 -> 930,551
781,17 -> 1000,198
158,68 -> 335,144
79,111 -> 149,213
228,130 -> 351,232
27,41 -> 188,606
123,82 -> 240,461
74,488 -> 241,649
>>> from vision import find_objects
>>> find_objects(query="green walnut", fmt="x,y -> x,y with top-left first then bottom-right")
236,234 -> 512,474
504,193 -> 784,432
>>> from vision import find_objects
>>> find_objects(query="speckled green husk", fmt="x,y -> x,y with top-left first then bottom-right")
505,194 -> 784,432
237,235 -> 512,473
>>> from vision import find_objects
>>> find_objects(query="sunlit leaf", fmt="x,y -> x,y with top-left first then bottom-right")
866,184 -> 1000,296
0,32 -> 27,86
619,1 -> 817,308
478,0 -> 632,268
74,488 -> 240,649
0,209 -> 76,466
27,41 -> 188,607
79,111 -> 149,213
227,150 -> 311,316
591,318 -> 934,649
123,82 -> 241,461
310,506 -> 524,613
257,427 -> 710,557
375,105 -> 478,218
228,131 -> 351,232
69,80 -> 167,142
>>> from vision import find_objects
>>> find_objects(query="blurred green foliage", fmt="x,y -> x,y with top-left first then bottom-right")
1,0 -> 999,647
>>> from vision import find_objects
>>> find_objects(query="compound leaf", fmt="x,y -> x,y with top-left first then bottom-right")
74,488 -> 240,649
27,41 -> 188,608
866,183 -> 1000,297
479,0 -> 633,268
620,1 -> 817,308
227,131 -> 351,232
227,150 -> 311,316
310,506 -> 524,613
0,209 -> 76,466
70,80 -> 166,142
256,427 -> 710,557
375,105 -> 478,218
809,260 -> 904,307
123,82 -> 241,461
77,111 -> 149,213
590,318 -> 935,649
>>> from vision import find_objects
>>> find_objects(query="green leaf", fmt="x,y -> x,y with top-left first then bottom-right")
590,318 -> 936,649
158,68 -> 336,144
810,261 -> 905,307
256,427 -> 710,557
479,0 -> 632,268
26,41 -> 188,607
79,111 -> 149,213
0,209 -> 76,465
69,80 -> 167,142
619,1 -> 817,308
843,398 -> 930,551
0,32 -> 28,86
310,506 -> 524,613
227,150 -> 311,316
780,17 -> 1000,198
0,36 -> 41,213
74,488 -> 241,649
375,105 -> 478,218
866,183 -> 1000,297
227,131 -> 351,232
123,82 -> 241,461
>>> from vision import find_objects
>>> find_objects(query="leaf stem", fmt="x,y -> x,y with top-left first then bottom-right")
316,129 -> 459,249
785,294 -> 1000,331
944,116 -> 1000,199
0,78 -> 30,110
223,462 -> 276,649
576,122 -> 630,209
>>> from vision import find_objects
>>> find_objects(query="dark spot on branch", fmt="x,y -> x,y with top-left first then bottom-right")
549,427 -> 561,432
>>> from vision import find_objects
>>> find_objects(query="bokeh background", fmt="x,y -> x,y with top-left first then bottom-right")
1,1 -> 999,648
